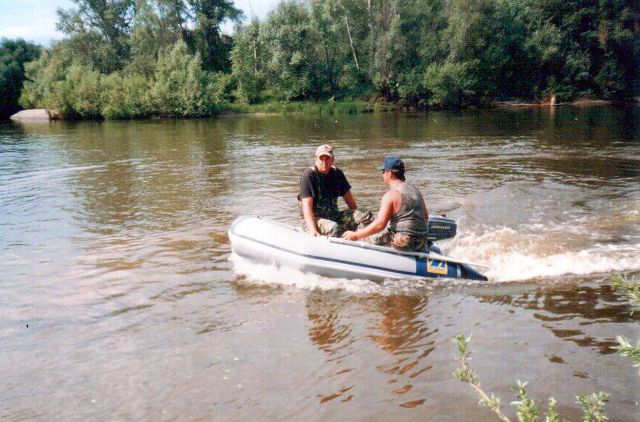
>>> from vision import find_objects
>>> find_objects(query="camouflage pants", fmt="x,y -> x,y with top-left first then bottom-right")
361,228 -> 427,251
303,209 -> 374,237
387,231 -> 428,251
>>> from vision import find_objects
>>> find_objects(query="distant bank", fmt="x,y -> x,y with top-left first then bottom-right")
12,98 -> 640,122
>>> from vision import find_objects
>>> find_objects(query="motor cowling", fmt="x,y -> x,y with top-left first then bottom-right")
427,216 -> 457,241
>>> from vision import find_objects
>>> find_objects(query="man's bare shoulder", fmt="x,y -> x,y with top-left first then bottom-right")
382,189 -> 401,203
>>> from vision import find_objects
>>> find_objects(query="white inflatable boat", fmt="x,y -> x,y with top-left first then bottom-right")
228,215 -> 488,281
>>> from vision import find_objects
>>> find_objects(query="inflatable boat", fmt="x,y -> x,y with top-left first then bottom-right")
228,215 -> 488,282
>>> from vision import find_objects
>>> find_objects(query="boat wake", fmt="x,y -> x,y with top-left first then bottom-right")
447,209 -> 640,282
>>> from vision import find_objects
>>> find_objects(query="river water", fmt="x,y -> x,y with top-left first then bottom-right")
1,107 -> 639,420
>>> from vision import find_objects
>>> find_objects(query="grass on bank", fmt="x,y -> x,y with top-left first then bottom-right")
219,99 -> 396,115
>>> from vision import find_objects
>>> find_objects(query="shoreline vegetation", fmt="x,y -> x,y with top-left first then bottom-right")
2,0 -> 639,121
10,98 -> 629,122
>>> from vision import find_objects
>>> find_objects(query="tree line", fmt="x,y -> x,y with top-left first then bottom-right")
2,0 -> 639,120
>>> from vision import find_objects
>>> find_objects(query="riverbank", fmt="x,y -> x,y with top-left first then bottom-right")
10,98 -> 637,122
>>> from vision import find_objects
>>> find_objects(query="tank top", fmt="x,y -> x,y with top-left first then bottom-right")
389,183 -> 428,235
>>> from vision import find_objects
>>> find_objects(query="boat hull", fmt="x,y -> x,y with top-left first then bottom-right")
228,215 -> 488,282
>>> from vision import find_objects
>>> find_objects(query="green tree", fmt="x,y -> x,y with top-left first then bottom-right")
186,0 -> 243,71
150,40 -> 216,116
19,44 -> 73,112
260,1 -> 318,100
56,0 -> 135,72
0,38 -> 41,119
231,20 -> 265,103
127,0 -> 183,76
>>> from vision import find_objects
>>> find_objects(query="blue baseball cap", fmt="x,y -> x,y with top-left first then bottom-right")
381,156 -> 405,171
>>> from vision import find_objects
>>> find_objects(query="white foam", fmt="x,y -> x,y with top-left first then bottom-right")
229,254 -> 462,294
448,228 -> 640,282
230,253 -> 379,293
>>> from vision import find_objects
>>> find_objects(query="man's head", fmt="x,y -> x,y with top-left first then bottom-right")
381,156 -> 406,181
315,144 -> 334,174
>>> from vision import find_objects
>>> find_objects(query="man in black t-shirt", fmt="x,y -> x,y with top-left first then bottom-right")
298,144 -> 372,237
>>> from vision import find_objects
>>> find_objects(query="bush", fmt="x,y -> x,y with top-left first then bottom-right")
101,72 -> 152,119
424,60 -> 478,108
150,41 -> 216,117
63,63 -> 103,118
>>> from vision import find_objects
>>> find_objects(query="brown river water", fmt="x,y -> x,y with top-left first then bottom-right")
1,107 -> 639,420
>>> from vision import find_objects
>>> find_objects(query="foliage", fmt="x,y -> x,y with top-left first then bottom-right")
15,0 -> 640,119
0,38 -> 41,118
219,99 -> 378,115
56,0 -> 242,73
453,334 -> 510,422
21,39 -> 220,119
231,20 -> 265,103
610,273 -> 640,374
453,334 -> 610,422
20,45 -> 74,112
101,72 -> 152,119
56,0 -> 135,72
575,393 -> 609,422
259,1 -> 318,100
151,41 -> 216,117
424,61 -> 479,108
454,273 -> 640,421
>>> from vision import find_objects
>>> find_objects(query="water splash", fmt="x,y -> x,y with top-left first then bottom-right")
230,254 -> 480,294
448,209 -> 640,282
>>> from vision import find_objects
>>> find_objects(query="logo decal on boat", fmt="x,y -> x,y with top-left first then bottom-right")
427,259 -> 448,275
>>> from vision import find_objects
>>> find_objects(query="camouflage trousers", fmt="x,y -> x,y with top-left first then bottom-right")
361,228 -> 428,251
386,231 -> 428,251
303,209 -> 374,237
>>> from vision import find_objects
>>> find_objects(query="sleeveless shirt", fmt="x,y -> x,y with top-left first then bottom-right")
389,183 -> 428,235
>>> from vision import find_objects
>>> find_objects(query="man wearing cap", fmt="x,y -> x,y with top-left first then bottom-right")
342,156 -> 429,251
298,144 -> 372,237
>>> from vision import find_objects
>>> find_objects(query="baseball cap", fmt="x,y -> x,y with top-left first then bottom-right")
381,156 -> 404,171
315,144 -> 334,158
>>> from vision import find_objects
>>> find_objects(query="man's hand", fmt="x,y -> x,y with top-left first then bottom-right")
342,231 -> 359,241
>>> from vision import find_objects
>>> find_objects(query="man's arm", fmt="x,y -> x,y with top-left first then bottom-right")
343,190 -> 357,210
420,193 -> 429,221
342,191 -> 396,241
301,197 -> 320,236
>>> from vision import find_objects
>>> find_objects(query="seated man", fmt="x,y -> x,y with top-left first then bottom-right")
298,144 -> 372,237
342,156 -> 429,251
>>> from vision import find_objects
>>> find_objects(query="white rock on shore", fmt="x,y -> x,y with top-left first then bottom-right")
10,109 -> 60,121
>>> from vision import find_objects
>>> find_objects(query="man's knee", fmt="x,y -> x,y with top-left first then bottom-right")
317,218 -> 339,237
338,208 -> 373,232
353,209 -> 373,226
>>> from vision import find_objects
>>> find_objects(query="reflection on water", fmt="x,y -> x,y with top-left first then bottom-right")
1,106 -> 639,420
478,283 -> 640,355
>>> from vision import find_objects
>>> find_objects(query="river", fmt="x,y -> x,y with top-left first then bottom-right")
1,106 -> 639,420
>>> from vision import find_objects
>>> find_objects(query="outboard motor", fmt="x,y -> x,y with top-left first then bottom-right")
425,216 -> 457,254
426,216 -> 457,242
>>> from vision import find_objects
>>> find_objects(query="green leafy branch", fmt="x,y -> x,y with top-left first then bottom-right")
610,273 -> 640,374
453,334 -> 609,421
